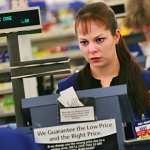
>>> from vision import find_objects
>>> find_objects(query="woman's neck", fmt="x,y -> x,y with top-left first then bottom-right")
90,58 -> 120,80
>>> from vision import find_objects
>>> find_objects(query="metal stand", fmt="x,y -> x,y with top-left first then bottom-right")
7,33 -> 26,126
7,33 -> 71,127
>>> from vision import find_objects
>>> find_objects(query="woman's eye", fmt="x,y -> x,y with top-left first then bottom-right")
80,41 -> 88,46
96,38 -> 105,43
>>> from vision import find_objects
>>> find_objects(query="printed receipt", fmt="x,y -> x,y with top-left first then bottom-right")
57,86 -> 84,107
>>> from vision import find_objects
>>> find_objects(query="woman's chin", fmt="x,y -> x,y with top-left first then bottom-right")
91,62 -> 106,68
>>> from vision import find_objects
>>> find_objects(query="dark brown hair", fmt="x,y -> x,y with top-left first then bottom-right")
124,0 -> 150,28
75,2 -> 148,115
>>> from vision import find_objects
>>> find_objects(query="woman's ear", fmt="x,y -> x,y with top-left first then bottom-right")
115,29 -> 120,44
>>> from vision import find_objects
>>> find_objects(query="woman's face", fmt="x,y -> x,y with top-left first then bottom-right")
77,22 -> 120,69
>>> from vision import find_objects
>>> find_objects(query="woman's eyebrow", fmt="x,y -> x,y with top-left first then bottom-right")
78,37 -> 87,40
94,34 -> 104,38
78,34 -> 104,40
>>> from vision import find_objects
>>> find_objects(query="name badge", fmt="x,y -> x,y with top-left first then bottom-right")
132,118 -> 150,139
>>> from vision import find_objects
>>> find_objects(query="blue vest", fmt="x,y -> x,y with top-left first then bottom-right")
58,71 -> 150,92
57,71 -> 150,119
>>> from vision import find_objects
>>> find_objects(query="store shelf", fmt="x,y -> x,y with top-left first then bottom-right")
0,112 -> 15,118
0,38 -> 7,47
31,30 -> 76,42
34,50 -> 82,60
0,89 -> 13,95
0,62 -> 10,73
0,68 -> 10,74
0,30 -> 76,46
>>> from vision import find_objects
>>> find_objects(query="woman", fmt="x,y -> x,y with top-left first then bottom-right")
57,2 -> 150,121
0,128 -> 42,150
124,0 -> 150,70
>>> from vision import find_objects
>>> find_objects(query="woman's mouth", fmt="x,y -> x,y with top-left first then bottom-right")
90,57 -> 102,63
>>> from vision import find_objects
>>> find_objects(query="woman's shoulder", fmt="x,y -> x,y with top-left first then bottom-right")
0,128 -> 41,150
57,72 -> 79,93
141,70 -> 150,89
141,70 -> 150,79
127,43 -> 143,56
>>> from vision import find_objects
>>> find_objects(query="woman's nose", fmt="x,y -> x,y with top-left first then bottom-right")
88,43 -> 98,53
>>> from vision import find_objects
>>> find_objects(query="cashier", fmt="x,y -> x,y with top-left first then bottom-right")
57,2 -> 150,121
